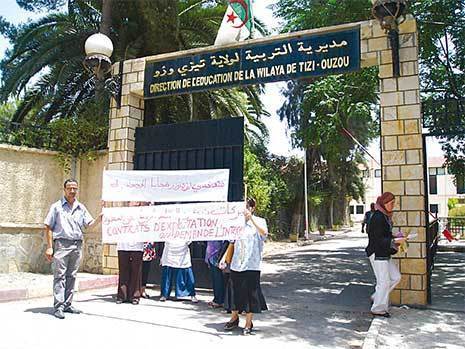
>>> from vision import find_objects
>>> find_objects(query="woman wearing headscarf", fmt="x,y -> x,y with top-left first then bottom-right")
365,192 -> 406,317
141,241 -> 156,299
223,198 -> 268,335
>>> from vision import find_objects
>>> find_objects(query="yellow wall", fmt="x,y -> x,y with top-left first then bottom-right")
0,144 -> 107,273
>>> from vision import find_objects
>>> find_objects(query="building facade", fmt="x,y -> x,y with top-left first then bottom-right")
350,156 -> 464,221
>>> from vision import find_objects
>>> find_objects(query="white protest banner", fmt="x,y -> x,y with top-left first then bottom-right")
102,169 -> 229,202
102,201 -> 245,243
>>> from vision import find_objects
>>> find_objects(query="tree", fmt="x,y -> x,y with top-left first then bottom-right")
0,0 -> 268,156
275,0 -> 378,227
244,143 -> 303,239
408,1 -> 465,178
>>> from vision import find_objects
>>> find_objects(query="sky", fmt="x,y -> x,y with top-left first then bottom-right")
0,0 -> 44,56
0,0 -> 444,161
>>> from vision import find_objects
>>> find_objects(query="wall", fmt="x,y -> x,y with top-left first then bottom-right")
0,144 -> 107,274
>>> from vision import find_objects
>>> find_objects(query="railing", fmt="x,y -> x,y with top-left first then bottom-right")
438,216 -> 465,236
426,219 -> 440,304
0,120 -> 57,150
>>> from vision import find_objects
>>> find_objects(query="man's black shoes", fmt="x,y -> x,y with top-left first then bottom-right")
54,309 -> 65,319
64,306 -> 82,314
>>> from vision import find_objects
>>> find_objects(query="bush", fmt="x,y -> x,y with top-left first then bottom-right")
448,198 -> 459,211
449,205 -> 465,217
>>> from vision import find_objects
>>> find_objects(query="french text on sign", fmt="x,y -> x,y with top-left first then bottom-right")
102,202 -> 246,243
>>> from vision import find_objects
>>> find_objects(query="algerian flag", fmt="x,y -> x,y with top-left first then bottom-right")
214,0 -> 253,46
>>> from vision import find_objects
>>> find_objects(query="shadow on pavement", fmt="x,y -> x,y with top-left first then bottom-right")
24,307 -> 55,316
430,251 -> 465,312
83,311 -> 222,337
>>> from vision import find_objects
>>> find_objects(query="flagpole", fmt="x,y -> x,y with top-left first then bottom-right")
250,0 -> 255,38
304,148 -> 309,240
341,127 -> 381,166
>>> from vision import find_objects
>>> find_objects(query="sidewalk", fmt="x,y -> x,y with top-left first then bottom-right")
0,272 -> 118,302
0,229 -> 372,349
363,242 -> 465,349
362,306 -> 465,349
0,240 -> 302,303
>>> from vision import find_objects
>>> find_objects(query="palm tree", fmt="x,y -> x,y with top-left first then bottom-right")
0,0 -> 269,150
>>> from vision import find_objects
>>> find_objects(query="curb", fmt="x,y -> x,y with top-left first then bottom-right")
0,275 -> 118,303
77,275 -> 119,292
438,245 -> 465,252
362,317 -> 386,349
0,289 -> 28,303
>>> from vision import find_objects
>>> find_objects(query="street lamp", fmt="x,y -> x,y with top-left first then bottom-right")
371,0 -> 408,77
83,32 -> 122,107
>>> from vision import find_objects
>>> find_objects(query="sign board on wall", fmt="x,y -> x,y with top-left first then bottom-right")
145,27 -> 360,98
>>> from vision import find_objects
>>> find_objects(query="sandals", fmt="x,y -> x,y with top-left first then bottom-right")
224,317 -> 239,330
243,322 -> 253,335
371,312 -> 391,318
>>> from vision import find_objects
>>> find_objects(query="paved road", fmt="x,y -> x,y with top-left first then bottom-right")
0,229 -> 374,349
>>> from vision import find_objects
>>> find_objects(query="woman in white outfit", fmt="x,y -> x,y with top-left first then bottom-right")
159,240 -> 198,302
223,198 -> 268,335
365,192 -> 406,317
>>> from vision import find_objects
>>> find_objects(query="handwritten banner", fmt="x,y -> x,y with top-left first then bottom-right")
102,169 -> 229,202
145,27 -> 360,98
102,202 -> 245,243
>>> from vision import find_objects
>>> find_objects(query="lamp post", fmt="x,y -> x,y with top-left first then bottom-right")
371,0 -> 408,77
83,0 -> 122,108
304,149 -> 309,240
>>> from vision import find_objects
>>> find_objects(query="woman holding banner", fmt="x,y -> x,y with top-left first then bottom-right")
205,240 -> 228,308
223,198 -> 268,335
116,202 -> 144,305
159,240 -> 198,303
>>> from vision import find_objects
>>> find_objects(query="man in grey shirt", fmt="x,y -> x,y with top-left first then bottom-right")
44,179 -> 102,319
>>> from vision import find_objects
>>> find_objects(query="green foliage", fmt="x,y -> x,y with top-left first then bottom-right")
244,144 -> 303,239
275,0 -> 379,227
449,205 -> 465,217
275,0 -> 372,32
448,198 -> 459,211
0,0 -> 269,159
244,145 -> 272,216
0,100 -> 18,123
407,1 -> 465,177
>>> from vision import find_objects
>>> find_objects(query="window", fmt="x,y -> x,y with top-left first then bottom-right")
349,206 -> 354,214
374,169 -> 382,178
429,167 -> 446,176
429,174 -> 437,195
356,205 -> 364,214
361,170 -> 370,178
430,204 -> 439,214
457,175 -> 465,194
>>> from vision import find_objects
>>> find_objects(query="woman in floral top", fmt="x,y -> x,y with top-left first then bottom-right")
141,242 -> 156,299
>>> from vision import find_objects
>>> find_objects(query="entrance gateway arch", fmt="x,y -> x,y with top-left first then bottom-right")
103,16 -> 428,306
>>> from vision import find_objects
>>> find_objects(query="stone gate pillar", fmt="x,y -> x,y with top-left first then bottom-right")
102,58 -> 146,275
361,16 -> 427,305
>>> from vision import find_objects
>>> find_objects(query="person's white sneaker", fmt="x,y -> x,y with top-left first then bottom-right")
191,296 -> 199,303
159,296 -> 166,302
